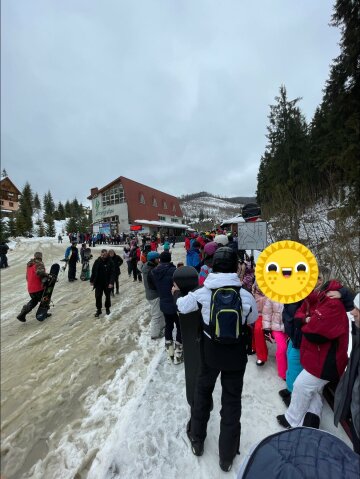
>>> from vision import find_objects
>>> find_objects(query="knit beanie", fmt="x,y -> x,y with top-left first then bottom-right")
147,251 -> 160,262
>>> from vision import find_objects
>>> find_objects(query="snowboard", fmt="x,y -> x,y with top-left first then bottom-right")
80,248 -> 92,281
173,266 -> 203,407
36,263 -> 60,321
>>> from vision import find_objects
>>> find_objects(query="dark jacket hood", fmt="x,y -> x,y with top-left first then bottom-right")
151,262 -> 175,281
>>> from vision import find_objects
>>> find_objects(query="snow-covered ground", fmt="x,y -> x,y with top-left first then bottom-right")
0,238 -> 352,479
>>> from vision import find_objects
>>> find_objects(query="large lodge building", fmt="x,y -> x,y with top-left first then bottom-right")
88,176 -> 190,237
0,176 -> 21,217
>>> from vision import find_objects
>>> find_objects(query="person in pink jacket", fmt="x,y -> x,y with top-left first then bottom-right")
262,298 -> 287,380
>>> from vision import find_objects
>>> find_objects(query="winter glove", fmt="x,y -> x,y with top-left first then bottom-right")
263,329 -> 274,343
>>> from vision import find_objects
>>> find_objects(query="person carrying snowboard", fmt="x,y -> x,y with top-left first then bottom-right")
17,252 -> 51,322
173,246 -> 258,472
108,249 -> 123,295
90,249 -> 115,317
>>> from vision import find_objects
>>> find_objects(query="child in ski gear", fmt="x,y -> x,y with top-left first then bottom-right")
90,249 -> 115,317
251,281 -> 268,366
108,249 -> 123,295
277,274 -> 349,430
17,252 -> 51,322
239,254 -> 255,292
279,267 -> 354,407
174,246 -> 257,472
262,298 -> 287,380
149,251 -> 183,363
334,292 -> 360,454
198,241 -> 218,286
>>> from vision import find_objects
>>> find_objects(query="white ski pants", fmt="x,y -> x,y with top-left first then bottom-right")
148,297 -> 165,338
285,368 -> 329,427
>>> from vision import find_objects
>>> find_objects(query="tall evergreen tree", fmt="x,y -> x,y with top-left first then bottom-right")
66,217 -> 78,233
36,218 -> 46,237
64,200 -> 72,218
33,193 -> 41,211
309,0 -> 360,203
0,219 -> 10,242
8,215 -> 16,237
57,202 -> 66,220
44,213 -> 56,236
43,191 -> 55,216
257,86 -> 310,239
16,182 -> 33,236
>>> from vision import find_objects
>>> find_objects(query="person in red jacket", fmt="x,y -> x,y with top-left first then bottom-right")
277,278 -> 349,429
17,252 -> 50,322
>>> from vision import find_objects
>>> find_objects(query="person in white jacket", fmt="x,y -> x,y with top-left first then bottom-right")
173,247 -> 258,473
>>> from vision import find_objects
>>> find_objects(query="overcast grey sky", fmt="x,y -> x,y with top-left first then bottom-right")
2,0 -> 340,204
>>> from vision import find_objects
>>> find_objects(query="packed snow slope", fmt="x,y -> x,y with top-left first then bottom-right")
0,238 -> 352,479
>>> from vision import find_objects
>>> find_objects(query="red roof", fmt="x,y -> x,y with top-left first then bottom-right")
88,176 -> 182,223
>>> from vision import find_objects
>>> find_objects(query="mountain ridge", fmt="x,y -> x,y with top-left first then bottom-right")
178,192 -> 256,229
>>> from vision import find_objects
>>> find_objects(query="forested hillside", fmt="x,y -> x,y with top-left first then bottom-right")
256,0 -> 359,289
256,0 -> 359,231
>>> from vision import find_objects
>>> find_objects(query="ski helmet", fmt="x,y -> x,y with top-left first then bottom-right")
212,247 -> 239,273
214,234 -> 229,246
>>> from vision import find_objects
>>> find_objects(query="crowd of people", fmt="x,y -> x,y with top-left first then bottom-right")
15,231 -> 359,473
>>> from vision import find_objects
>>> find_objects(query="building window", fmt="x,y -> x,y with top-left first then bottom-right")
0,200 -> 3,205
139,193 -> 145,204
172,203 -> 176,213
152,197 -> 158,207
163,200 -> 168,209
102,184 -> 126,206
171,218 -> 179,223
159,215 -> 166,221
9,202 -> 14,207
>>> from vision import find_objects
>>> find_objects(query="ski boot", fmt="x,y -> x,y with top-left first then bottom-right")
173,341 -> 184,365
165,340 -> 174,363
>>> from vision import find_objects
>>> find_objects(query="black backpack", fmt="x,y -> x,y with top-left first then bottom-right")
208,286 -> 244,344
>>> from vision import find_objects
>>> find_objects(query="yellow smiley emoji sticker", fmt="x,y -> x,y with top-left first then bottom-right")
255,240 -> 318,303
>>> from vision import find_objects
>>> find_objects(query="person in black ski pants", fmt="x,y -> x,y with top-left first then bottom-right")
90,249 -> 115,317
174,247 -> 258,473
108,249 -> 123,295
